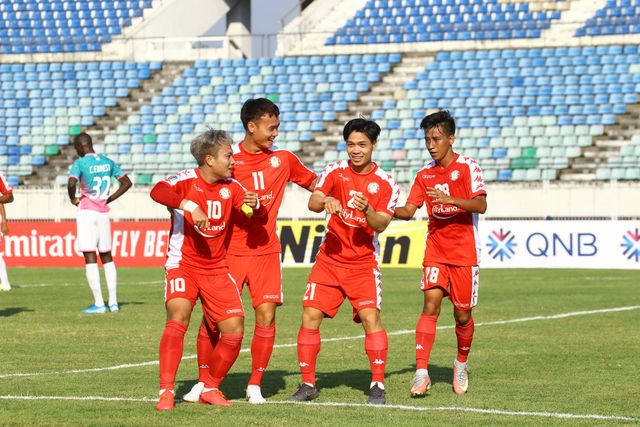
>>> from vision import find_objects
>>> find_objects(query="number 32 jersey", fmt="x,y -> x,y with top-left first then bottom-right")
69,153 -> 126,213
407,154 -> 486,267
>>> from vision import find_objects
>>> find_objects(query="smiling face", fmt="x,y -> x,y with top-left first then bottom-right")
207,143 -> 235,180
346,131 -> 375,173
247,114 -> 280,151
425,125 -> 455,166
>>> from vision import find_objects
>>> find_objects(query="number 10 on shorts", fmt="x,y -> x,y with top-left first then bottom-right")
169,277 -> 186,294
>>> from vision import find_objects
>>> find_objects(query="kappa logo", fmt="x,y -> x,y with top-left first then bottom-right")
416,344 -> 424,350
219,187 -> 231,199
372,359 -> 385,365
486,228 -> 517,261
299,362 -> 309,368
621,228 -> 640,262
338,172 -> 350,182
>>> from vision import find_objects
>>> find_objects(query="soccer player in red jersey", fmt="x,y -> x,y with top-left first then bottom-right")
0,172 -> 14,291
183,98 -> 317,404
394,111 -> 487,396
288,118 -> 399,405
150,130 -> 264,411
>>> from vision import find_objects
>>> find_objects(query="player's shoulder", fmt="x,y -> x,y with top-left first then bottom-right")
323,160 -> 349,173
165,168 -> 198,185
373,163 -> 398,187
455,154 -> 483,175
455,154 -> 480,167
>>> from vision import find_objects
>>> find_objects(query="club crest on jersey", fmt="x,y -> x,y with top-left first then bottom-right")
450,170 -> 460,181
367,182 -> 379,194
269,156 -> 281,168
219,187 -> 231,199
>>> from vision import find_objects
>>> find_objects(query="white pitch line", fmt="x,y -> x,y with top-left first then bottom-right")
0,395 -> 636,422
1,305 -> 638,380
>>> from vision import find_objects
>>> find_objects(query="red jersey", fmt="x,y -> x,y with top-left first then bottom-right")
0,172 -> 12,195
152,168 -> 246,274
227,143 -> 316,255
407,154 -> 486,267
315,160 -> 399,268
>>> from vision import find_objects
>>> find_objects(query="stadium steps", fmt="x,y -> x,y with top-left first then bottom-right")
299,52 -> 435,165
539,0 -> 606,41
560,101 -> 640,181
21,62 -> 192,187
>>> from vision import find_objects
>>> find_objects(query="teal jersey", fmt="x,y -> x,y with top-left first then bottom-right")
69,153 -> 125,212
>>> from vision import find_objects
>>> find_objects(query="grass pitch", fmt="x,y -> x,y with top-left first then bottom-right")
0,267 -> 639,426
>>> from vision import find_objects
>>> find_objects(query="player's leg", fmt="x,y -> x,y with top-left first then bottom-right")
245,302 -> 276,403
198,272 -> 245,406
0,246 -> 11,291
449,265 -> 479,394
412,264 -> 449,396
289,306 -> 324,402
358,308 -> 387,405
77,211 -> 105,313
182,317 -> 219,403
97,214 -> 118,311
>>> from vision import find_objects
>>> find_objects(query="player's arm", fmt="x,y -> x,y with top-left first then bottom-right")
427,187 -> 487,214
352,192 -> 393,232
241,190 -> 268,224
67,177 -> 80,206
107,175 -> 132,204
304,177 -> 318,192
0,192 -> 13,204
0,203 -> 8,235
394,203 -> 419,220
308,190 -> 342,214
150,181 -> 209,229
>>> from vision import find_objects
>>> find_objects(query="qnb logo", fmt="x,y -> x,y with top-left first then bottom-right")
621,228 -> 640,262
486,228 -> 517,261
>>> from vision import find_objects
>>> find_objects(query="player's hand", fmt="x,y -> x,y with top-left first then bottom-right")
426,187 -> 454,205
1,222 -> 8,235
352,192 -> 370,213
244,191 -> 260,209
71,198 -> 80,206
324,196 -> 342,214
191,207 -> 210,230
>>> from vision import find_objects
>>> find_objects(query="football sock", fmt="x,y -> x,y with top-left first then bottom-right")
206,333 -> 243,389
248,324 -> 276,386
85,263 -> 104,306
103,261 -> 117,306
159,320 -> 187,391
455,317 -> 475,363
297,327 -> 321,386
0,254 -> 10,288
416,314 -> 438,370
197,320 -> 219,383
365,329 -> 388,384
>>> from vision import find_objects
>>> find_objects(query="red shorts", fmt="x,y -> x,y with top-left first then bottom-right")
165,267 -> 244,323
420,262 -> 479,310
227,253 -> 282,308
304,257 -> 381,323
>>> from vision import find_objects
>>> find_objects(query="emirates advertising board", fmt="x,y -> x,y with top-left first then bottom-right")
1,220 -> 639,269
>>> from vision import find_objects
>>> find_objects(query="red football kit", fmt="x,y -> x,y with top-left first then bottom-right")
151,168 -> 249,321
306,160 -> 399,320
406,153 -> 486,310
227,143 -> 316,306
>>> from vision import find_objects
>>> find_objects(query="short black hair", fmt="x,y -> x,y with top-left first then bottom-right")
73,132 -> 92,147
420,110 -> 456,137
343,118 -> 381,143
240,98 -> 280,130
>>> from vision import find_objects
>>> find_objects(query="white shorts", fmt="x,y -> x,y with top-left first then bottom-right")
77,209 -> 112,253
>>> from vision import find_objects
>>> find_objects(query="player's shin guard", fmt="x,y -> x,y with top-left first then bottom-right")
103,261 -> 117,306
248,324 -> 275,386
206,333 -> 243,389
197,320 -> 219,384
416,314 -> 438,370
159,320 -> 187,390
455,317 -> 474,363
85,263 -> 104,306
297,327 -> 321,386
365,330 -> 388,384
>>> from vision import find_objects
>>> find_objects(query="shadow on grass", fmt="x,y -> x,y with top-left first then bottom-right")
0,307 -> 34,317
175,370 -> 289,401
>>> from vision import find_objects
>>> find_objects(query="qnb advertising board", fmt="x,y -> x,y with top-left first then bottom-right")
2,220 -> 639,269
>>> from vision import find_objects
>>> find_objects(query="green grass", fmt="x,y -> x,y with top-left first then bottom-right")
0,267 -> 639,426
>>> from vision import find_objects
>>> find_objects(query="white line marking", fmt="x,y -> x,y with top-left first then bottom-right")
1,305 -> 638,380
0,395 -> 636,421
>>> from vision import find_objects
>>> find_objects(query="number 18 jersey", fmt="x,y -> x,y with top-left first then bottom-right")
407,154 -> 486,267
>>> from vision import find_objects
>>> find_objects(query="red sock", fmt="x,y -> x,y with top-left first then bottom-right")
416,314 -> 437,370
206,333 -> 243,389
455,317 -> 474,363
365,330 -> 388,383
248,324 -> 275,386
297,327 -> 320,386
159,320 -> 187,390
197,320 -> 219,383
